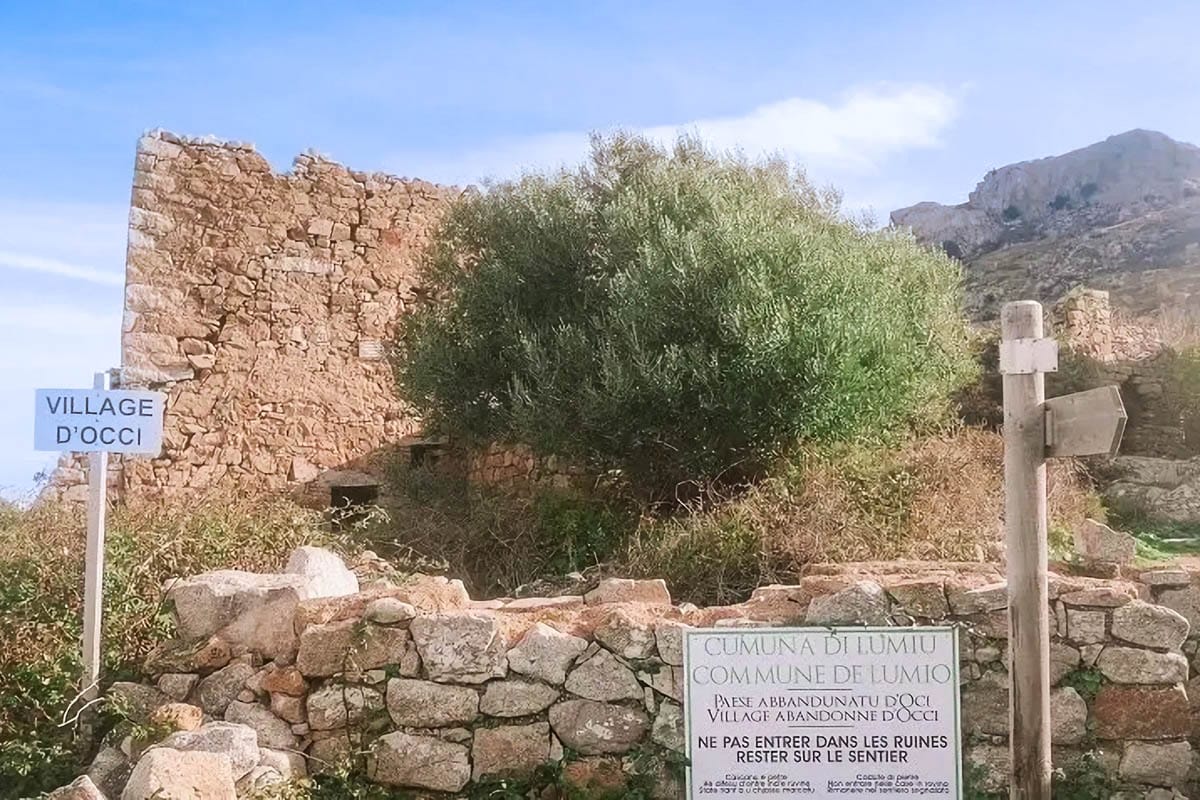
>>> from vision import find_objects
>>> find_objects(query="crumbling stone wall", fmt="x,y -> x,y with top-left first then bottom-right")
74,557 -> 1200,798
113,131 -> 457,502
1051,288 -> 1189,457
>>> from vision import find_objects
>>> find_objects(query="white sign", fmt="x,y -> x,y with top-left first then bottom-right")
684,627 -> 961,799
34,388 -> 165,454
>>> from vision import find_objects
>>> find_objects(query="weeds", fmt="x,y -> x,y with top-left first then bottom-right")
0,494 -> 355,798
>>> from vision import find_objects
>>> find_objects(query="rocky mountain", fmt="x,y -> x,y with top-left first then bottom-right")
891,129 -> 1200,319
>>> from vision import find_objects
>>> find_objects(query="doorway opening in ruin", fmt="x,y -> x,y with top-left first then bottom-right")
330,483 -> 379,530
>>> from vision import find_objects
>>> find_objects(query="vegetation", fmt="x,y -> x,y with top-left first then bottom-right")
1048,192 -> 1072,211
1002,204 -> 1022,221
378,426 -> 1096,605
1165,344 -> 1200,451
397,133 -> 975,493
0,496 -> 356,799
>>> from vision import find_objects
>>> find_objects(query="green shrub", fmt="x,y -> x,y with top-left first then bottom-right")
1165,345 -> 1200,452
1002,204 -> 1022,221
398,133 -> 975,492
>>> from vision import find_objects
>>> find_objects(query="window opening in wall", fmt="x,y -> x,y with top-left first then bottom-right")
330,483 -> 379,530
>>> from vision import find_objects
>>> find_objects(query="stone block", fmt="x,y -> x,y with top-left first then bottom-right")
584,578 -> 671,606
368,732 -> 470,793
284,547 -> 358,598
166,570 -> 312,661
651,701 -> 685,752
409,612 -> 507,684
564,649 -> 643,702
195,661 -> 255,716
480,679 -> 560,717
887,578 -> 950,619
472,722 -> 553,781
296,619 -> 414,677
594,608 -> 658,659
1067,609 -> 1107,644
947,582 -> 1008,615
507,622 -> 588,685
1094,685 -> 1191,740
654,621 -> 690,667
1111,601 -> 1189,650
121,749 -> 235,800
548,699 -> 649,755
805,581 -> 890,626
385,678 -> 479,727
159,721 -> 260,780
1050,687 -> 1088,745
1097,647 -> 1189,684
1073,519 -> 1137,565
306,683 -> 384,731
223,701 -> 297,750
1118,741 -> 1192,786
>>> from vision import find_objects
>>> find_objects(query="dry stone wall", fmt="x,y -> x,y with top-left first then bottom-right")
109,131 -> 458,503
66,554 -> 1200,799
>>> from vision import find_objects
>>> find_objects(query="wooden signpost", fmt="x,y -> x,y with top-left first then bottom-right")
34,372 -> 165,714
1000,301 -> 1126,800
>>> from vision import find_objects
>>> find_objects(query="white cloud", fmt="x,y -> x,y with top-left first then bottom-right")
0,249 -> 124,286
393,84 -> 959,186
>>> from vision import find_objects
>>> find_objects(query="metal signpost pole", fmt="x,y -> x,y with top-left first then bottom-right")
82,370 -> 110,706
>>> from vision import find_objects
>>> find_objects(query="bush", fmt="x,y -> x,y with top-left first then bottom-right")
1165,345 -> 1200,451
397,133 -> 975,492
0,495 -> 354,798
1002,204 -> 1022,221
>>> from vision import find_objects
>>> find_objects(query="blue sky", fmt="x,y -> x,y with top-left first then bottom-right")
2,1 -> 1199,499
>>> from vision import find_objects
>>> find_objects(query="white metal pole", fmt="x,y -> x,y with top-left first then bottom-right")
82,370 -> 110,704
1001,301 -> 1052,799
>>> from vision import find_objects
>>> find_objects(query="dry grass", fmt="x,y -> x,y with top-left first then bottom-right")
620,427 -> 1099,604
377,427 -> 1101,606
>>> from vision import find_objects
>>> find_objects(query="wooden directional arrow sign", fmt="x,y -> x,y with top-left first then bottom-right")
1044,385 -> 1127,458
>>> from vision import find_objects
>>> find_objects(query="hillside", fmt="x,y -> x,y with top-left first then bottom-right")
891,129 -> 1200,319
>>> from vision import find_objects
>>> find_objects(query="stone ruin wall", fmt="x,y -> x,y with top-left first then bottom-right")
47,131 -> 460,506
82,560 -> 1200,798
1051,288 -> 1190,458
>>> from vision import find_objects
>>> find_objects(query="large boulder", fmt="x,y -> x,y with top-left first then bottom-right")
284,546 -> 358,597
120,748 -> 235,800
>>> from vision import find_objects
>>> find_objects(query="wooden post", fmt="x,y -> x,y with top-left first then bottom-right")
1001,301 -> 1052,799
82,370 -> 110,705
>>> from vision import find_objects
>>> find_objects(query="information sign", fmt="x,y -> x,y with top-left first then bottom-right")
684,627 -> 961,799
